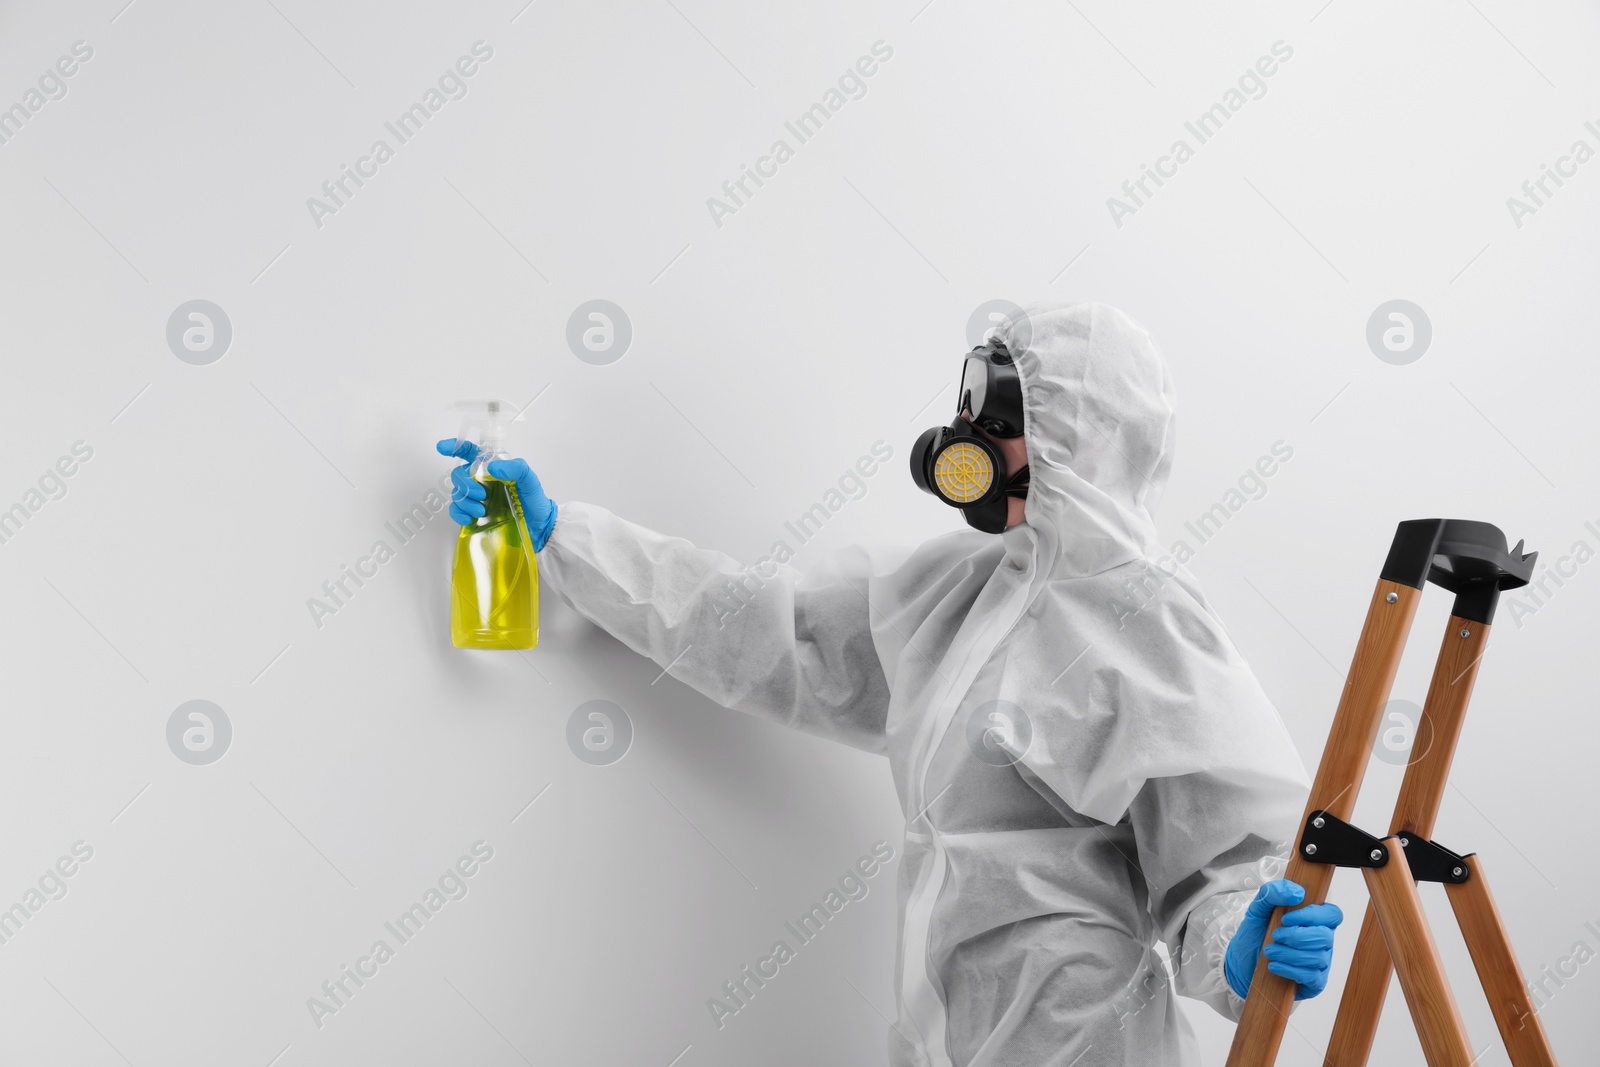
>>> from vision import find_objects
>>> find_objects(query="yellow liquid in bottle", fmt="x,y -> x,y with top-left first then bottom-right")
450,474 -> 539,649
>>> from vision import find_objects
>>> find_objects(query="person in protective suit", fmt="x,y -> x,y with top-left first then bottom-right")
439,301 -> 1341,1066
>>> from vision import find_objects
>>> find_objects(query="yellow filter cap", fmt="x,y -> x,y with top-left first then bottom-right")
932,440 -> 995,504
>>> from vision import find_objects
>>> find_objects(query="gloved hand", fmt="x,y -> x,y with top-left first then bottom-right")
1224,879 -> 1343,1001
436,439 -> 558,551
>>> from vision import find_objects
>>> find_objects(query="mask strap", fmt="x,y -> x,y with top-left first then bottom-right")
1003,464 -> 1031,498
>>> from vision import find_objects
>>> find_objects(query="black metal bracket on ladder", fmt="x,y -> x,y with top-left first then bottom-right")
1298,811 -> 1390,869
1394,832 -> 1473,885
1296,812 -> 1476,886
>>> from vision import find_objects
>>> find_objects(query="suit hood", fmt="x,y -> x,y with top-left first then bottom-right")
998,301 -> 1177,577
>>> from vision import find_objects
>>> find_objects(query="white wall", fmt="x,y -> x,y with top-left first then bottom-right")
1,1 -> 1596,1064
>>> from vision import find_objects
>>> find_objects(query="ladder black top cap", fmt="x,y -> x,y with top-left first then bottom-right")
1380,518 -> 1537,592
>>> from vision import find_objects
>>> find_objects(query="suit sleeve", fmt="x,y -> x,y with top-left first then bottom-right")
537,501 -> 890,754
1130,775 -> 1295,1020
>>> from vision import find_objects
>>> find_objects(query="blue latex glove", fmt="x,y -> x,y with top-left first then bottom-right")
435,438 -> 558,551
1224,879 -> 1343,1001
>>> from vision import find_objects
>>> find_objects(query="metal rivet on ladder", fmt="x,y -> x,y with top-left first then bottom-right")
1304,843 -> 1318,856
1313,816 -> 1325,829
1453,866 -> 1464,877
1386,592 -> 1398,603
1370,849 -> 1384,862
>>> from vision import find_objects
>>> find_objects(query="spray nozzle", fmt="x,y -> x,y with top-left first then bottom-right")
452,400 -> 515,466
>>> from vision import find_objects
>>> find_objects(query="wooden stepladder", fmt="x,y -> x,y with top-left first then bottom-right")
1226,519 -> 1560,1067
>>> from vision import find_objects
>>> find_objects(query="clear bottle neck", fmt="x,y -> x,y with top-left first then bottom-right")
469,440 -> 507,477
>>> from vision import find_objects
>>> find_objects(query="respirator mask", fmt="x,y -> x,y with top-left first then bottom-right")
910,339 -> 1030,534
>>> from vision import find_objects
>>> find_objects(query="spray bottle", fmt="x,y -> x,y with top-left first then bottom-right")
449,400 -> 538,649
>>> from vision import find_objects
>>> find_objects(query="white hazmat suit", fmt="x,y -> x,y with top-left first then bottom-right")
539,301 -> 1310,1065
